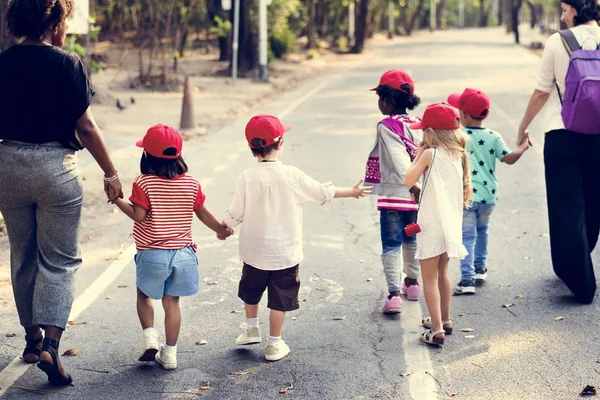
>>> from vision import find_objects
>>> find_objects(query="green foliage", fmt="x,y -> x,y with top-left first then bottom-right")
210,16 -> 232,38
269,25 -> 296,59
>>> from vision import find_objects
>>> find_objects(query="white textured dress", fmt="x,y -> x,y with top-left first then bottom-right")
415,148 -> 468,260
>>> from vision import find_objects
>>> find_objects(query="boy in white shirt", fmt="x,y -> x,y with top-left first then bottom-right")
223,114 -> 371,361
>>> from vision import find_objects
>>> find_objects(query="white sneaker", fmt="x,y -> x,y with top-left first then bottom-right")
155,344 -> 177,370
138,328 -> 160,362
235,326 -> 262,345
265,340 -> 290,361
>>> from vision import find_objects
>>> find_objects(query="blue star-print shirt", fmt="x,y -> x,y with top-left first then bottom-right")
463,127 -> 512,204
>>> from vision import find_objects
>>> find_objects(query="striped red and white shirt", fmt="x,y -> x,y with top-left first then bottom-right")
129,174 -> 205,251
377,196 -> 418,212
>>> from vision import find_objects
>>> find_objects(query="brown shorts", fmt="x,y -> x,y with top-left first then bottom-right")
238,263 -> 300,312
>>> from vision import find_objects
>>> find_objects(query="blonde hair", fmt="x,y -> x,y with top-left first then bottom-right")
423,128 -> 472,207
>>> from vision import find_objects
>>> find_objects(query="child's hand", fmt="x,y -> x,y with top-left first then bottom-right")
350,179 -> 373,199
519,135 -> 532,152
216,224 -> 234,240
416,141 -> 429,157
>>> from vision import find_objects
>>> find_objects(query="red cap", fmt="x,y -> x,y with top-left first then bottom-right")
245,115 -> 292,148
136,124 -> 183,159
447,88 -> 490,119
409,102 -> 460,130
371,70 -> 415,95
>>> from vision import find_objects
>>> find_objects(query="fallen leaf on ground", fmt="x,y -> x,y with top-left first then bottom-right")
580,385 -> 597,396
5,333 -> 16,338
279,383 -> 293,394
195,339 -> 208,345
207,282 -> 218,286
366,277 -> 373,282
555,316 -> 565,321
359,260 -> 365,263
523,256 -> 531,261
458,313 -> 466,317
105,297 -> 111,300
460,328 -> 475,332
230,310 -> 242,314
292,317 -> 297,321
332,316 -> 346,321
515,294 -> 524,300
539,233 -> 549,238
229,371 -> 250,376
512,209 -> 520,214
200,382 -> 211,390
68,320 -> 87,326
465,335 -> 476,339
400,372 -> 412,377
117,285 -> 127,288
502,303 -> 515,308
63,349 -> 79,356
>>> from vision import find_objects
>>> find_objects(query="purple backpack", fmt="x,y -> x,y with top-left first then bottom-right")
557,29 -> 600,134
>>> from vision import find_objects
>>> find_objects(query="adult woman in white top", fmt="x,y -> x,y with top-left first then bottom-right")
517,0 -> 600,304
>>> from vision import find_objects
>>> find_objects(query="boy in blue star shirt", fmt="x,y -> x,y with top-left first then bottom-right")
448,89 -> 530,294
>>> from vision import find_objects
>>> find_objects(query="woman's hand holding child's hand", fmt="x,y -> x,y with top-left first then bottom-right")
217,223 -> 234,240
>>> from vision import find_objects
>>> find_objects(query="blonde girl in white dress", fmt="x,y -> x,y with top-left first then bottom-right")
405,102 -> 472,346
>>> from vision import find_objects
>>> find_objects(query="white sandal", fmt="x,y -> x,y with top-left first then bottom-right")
421,329 -> 445,346
421,317 -> 453,334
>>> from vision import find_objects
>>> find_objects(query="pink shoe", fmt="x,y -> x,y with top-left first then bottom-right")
382,296 -> 403,314
403,282 -> 421,301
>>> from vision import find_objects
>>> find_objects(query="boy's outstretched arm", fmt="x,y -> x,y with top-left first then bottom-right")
503,140 -> 530,165
334,180 -> 373,199
113,198 -> 148,223
195,205 -> 233,238
405,146 -> 433,188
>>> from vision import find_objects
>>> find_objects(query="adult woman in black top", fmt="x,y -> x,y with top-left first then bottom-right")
0,0 -> 122,385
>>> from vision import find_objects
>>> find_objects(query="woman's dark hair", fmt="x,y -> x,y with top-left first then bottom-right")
140,150 -> 188,179
562,0 -> 600,25
250,137 -> 282,158
376,84 -> 421,113
6,0 -> 75,39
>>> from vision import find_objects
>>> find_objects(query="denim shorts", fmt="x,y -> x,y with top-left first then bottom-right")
135,246 -> 199,300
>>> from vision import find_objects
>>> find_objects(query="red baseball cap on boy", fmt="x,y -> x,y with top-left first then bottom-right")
136,124 -> 183,159
245,114 -> 292,148
447,88 -> 490,119
371,70 -> 415,95
409,102 -> 460,130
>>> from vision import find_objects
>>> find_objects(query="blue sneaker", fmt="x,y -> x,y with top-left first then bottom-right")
474,268 -> 488,284
454,279 -> 476,295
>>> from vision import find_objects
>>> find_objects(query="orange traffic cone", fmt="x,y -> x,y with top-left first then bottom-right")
179,76 -> 196,135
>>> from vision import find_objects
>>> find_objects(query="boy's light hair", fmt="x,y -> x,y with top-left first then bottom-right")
423,128 -> 473,208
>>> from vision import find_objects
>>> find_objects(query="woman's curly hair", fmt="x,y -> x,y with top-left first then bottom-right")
562,0 -> 600,25
6,0 -> 75,39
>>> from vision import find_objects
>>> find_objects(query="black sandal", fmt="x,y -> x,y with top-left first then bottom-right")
22,335 -> 43,363
37,338 -> 73,386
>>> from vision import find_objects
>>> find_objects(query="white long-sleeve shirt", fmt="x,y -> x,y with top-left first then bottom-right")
536,24 -> 600,133
224,161 -> 336,270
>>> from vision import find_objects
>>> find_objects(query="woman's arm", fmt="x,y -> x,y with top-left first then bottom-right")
517,90 -> 550,145
76,107 -> 123,201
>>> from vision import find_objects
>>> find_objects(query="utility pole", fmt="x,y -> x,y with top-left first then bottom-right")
388,0 -> 394,39
459,0 -> 465,28
349,0 -> 355,46
231,0 -> 239,83
258,0 -> 268,81
430,0 -> 437,31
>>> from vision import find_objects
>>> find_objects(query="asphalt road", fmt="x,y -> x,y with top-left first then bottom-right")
1,28 -> 599,400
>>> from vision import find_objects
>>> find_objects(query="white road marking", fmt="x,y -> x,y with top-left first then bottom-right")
399,301 -> 440,399
0,70 -> 336,395
309,276 -> 344,303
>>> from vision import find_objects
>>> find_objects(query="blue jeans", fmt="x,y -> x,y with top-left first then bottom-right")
460,202 -> 496,281
380,209 -> 419,294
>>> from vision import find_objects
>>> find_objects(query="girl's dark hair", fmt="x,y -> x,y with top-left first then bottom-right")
376,85 -> 421,113
140,150 -> 188,179
6,0 -> 75,39
250,137 -> 281,158
562,0 -> 600,25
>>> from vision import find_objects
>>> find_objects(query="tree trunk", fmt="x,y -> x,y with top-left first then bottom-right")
351,0 -> 370,53
230,0 -> 256,73
498,0 -> 504,25
208,0 -> 232,62
306,0 -> 317,49
436,0 -> 448,29
512,0 -> 523,43
406,0 -> 427,35
504,0 -> 512,32
479,0 -> 489,27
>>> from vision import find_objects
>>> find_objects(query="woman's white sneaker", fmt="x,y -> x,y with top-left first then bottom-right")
265,340 -> 290,361
138,327 -> 160,362
235,327 -> 262,345
155,344 -> 177,370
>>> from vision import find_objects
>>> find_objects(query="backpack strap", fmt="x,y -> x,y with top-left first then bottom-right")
558,29 -> 581,56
